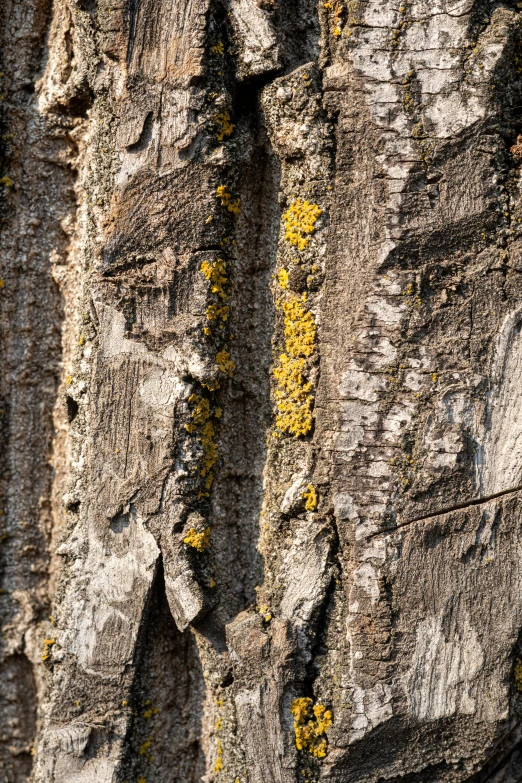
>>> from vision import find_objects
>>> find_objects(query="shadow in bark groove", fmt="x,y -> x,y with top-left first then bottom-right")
0,654 -> 37,783
119,559 -> 206,783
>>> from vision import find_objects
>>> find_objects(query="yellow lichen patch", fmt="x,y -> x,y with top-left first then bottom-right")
272,296 -> 316,437
216,349 -> 234,377
216,185 -> 241,214
216,184 -> 230,203
184,527 -> 211,552
515,659 -> 522,692
186,394 -> 220,488
214,110 -> 235,141
139,739 -> 153,762
212,41 -> 224,55
200,421 -> 218,483
202,380 -> 221,392
206,303 -> 229,322
41,637 -> 56,662
200,258 -> 228,300
0,175 -> 13,187
278,268 -> 289,290
302,484 -> 317,511
282,297 -> 316,358
258,604 -> 272,622
187,394 -> 211,427
200,257 -> 231,338
142,705 -> 158,719
273,357 -> 313,436
291,698 -> 332,759
282,199 -> 323,250
214,738 -> 224,773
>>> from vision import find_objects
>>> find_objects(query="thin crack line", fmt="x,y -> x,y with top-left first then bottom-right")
369,482 -> 522,538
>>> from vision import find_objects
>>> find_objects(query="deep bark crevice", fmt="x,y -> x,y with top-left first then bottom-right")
119,559 -> 206,783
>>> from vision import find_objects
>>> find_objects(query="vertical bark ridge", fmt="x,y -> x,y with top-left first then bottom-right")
0,0 -> 85,779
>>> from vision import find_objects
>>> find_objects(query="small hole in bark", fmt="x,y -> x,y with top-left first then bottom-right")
110,513 -> 130,533
221,670 -> 234,688
127,112 -> 154,153
66,396 -> 79,422
15,86 -> 34,106
55,88 -> 94,119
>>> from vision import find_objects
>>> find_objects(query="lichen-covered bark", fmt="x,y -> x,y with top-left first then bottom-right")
3,0 -> 522,781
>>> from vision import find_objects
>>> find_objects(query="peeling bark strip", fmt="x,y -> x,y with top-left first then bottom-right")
4,0 -> 522,781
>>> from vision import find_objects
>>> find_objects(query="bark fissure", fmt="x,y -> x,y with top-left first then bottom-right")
369,483 -> 522,538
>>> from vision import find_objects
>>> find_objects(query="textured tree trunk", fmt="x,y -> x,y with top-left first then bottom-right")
3,0 -> 522,781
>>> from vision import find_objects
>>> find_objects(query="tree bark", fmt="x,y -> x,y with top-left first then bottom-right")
3,0 -> 522,781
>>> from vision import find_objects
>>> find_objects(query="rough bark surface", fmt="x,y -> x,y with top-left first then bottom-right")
3,0 -> 522,781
